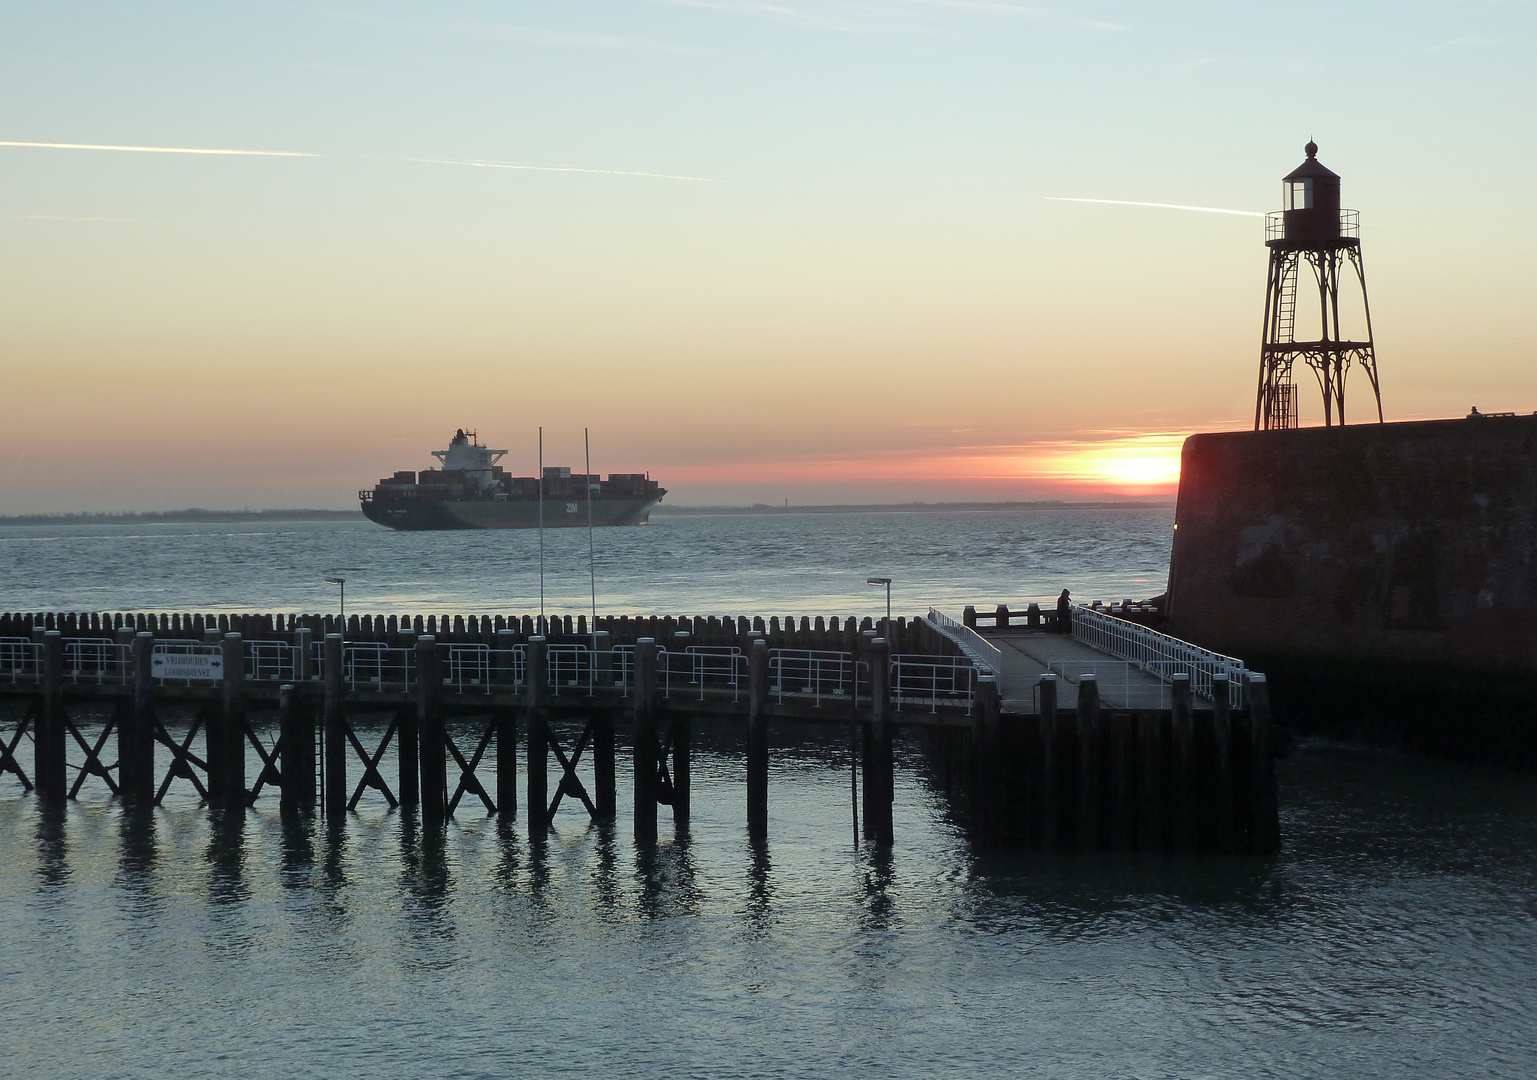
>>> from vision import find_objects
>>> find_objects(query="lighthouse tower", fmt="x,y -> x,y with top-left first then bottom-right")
1254,141 -> 1382,430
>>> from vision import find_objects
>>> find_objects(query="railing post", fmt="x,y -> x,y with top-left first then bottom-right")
1211,673 -> 1233,853
36,632 -> 66,802
632,638 -> 658,845
963,605 -> 977,629
747,639 -> 768,842
294,626 -> 312,682
1026,602 -> 1041,629
526,637 -> 549,828
416,636 -> 444,818
994,604 -> 1009,630
122,632 -> 156,805
220,633 -> 246,808
323,634 -> 346,815
594,630 -> 613,686
1076,673 -> 1101,851
495,629 -> 518,818
1038,673 -> 1058,850
1171,672 -> 1195,852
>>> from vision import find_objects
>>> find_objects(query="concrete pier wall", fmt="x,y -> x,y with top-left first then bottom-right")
1166,415 -> 1537,760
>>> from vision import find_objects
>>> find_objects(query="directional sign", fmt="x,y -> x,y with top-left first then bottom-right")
151,649 -> 224,681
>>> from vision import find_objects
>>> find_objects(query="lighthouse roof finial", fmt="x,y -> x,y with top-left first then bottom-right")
1305,138 -> 1318,158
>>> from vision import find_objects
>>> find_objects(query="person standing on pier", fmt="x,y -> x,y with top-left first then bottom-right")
1056,589 -> 1072,633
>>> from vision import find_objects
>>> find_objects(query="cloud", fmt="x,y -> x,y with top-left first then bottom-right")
0,140 -> 315,158
1045,196 -> 1263,218
1,140 -> 714,181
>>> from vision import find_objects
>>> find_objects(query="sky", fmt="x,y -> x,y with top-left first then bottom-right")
1,0 -> 1533,512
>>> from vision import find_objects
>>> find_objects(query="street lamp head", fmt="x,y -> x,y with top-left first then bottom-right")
324,577 -> 345,585
867,577 -> 891,586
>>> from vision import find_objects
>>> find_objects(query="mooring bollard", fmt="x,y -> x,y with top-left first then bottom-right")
221,633 -> 246,807
526,636 -> 549,827
1211,673 -> 1233,853
1247,673 -> 1279,854
323,634 -> 346,815
416,635 -> 444,817
494,629 -> 518,818
1076,673 -> 1101,851
1038,673 -> 1058,850
972,675 -> 1001,846
36,631 -> 66,802
747,638 -> 768,842
1171,673 -> 1195,852
121,632 -> 156,805
633,638 -> 658,844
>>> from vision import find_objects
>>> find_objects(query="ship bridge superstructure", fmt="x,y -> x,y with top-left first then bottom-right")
432,429 -> 508,493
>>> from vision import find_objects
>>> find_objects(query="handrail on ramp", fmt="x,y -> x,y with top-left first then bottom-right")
925,608 -> 1002,676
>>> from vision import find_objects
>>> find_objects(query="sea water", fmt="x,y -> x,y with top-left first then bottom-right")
1,510 -> 1534,1078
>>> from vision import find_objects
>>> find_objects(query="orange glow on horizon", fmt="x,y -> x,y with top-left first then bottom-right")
658,433 -> 1186,498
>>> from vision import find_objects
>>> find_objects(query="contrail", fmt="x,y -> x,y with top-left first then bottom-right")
1046,196 -> 1262,217
0,140 -> 316,158
1,139 -> 713,181
403,156 -> 714,182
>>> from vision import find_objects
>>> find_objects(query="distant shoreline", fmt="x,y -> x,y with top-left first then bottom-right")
0,509 -> 365,527
0,500 -> 1172,527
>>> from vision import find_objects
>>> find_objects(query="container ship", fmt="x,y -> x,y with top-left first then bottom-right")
360,430 -> 666,531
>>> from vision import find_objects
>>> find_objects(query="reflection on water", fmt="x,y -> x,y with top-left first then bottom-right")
0,740 -> 1534,1078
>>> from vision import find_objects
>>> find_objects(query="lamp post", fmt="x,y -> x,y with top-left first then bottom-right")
324,577 -> 345,638
867,577 -> 891,638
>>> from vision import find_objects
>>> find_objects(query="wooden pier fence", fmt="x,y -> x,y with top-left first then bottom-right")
0,609 -> 1279,853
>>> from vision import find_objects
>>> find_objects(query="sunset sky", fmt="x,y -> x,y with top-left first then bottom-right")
2,1 -> 1533,511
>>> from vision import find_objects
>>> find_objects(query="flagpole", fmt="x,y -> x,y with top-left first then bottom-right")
538,426 -> 545,634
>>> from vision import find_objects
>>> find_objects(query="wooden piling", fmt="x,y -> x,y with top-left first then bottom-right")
633,638 -> 658,845
593,631 -> 616,819
1038,673 -> 1058,850
1109,709 -> 1134,851
278,683 -> 314,811
416,635 -> 444,817
1136,710 -> 1162,851
123,632 -> 156,805
323,634 -> 346,815
1170,673 -> 1195,852
495,629 -> 518,817
867,637 -> 893,846
1247,673 -> 1279,854
1075,673 -> 1101,850
1211,673 -> 1232,853
36,631 -> 65,801
672,715 -> 691,825
526,636 -> 549,828
747,638 -> 768,842
972,675 -> 1001,846
221,633 -> 246,807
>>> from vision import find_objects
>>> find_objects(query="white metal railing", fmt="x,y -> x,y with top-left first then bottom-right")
891,654 -> 976,714
1,638 -> 41,683
245,640 -> 298,682
1069,605 -> 1249,708
770,649 -> 854,706
925,608 -> 1003,675
64,639 -> 128,684
335,643 -> 414,690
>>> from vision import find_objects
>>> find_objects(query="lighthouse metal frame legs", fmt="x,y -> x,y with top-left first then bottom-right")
1256,244 -> 1382,431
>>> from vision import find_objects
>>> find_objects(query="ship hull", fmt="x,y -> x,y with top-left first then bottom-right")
362,496 -> 662,531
